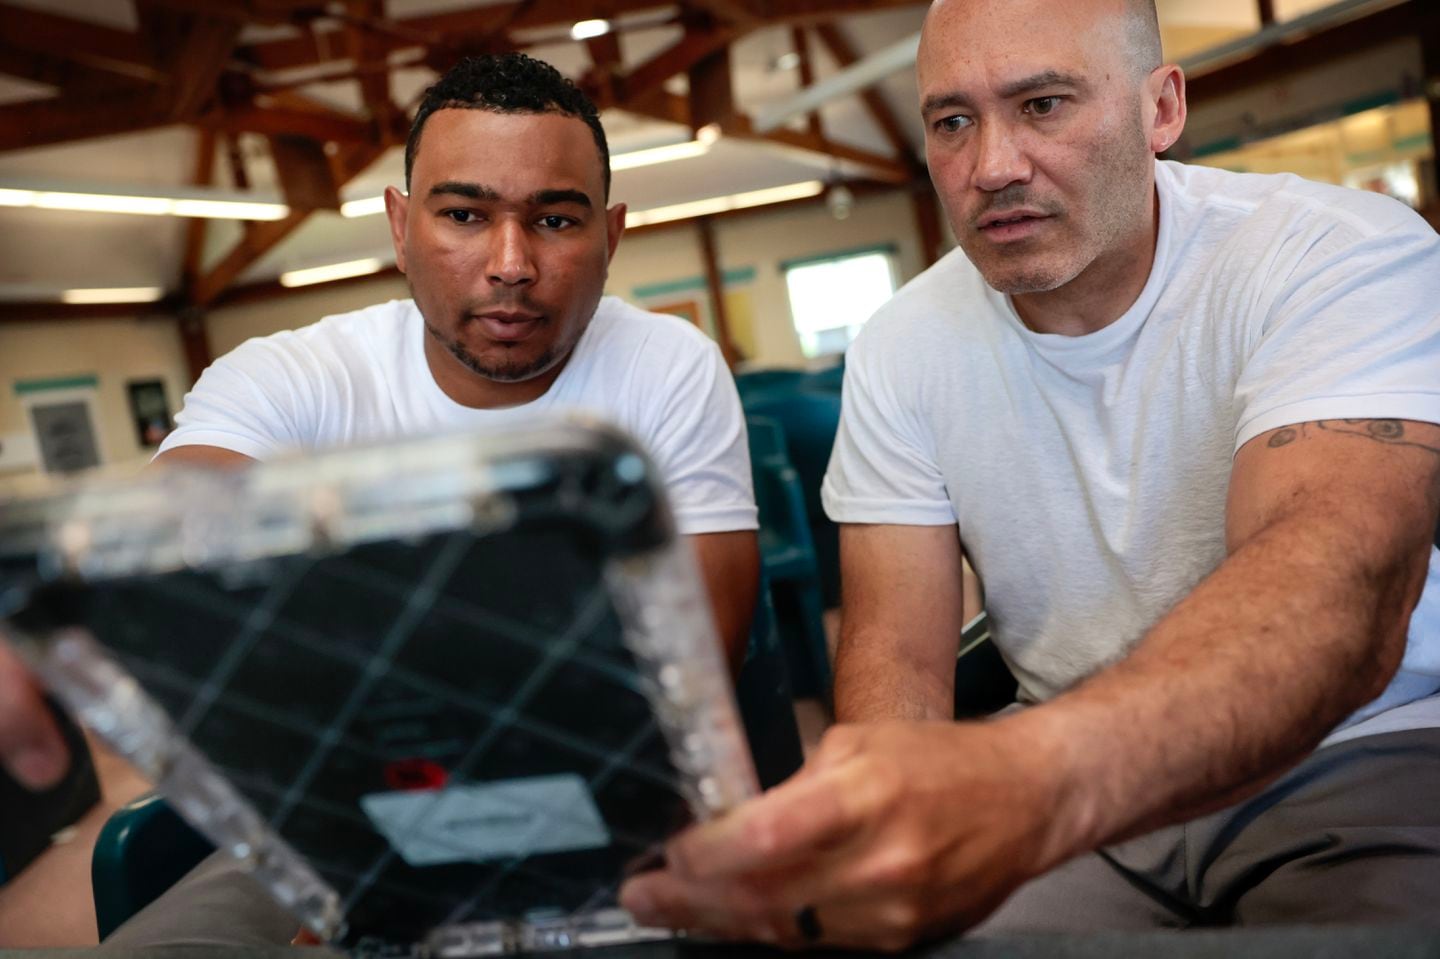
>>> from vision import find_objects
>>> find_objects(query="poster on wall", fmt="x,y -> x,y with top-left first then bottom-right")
127,378 -> 173,448
15,374 -> 103,476
29,400 -> 100,474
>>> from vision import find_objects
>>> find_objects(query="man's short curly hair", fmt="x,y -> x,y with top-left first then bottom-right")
405,53 -> 611,199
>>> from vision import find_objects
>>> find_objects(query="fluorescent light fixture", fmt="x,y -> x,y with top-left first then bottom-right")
0,178 -> 290,220
170,199 -> 290,220
36,192 -> 172,215
626,180 -> 825,228
279,257 -> 385,288
774,51 -> 801,71
611,138 -> 713,171
570,18 -> 611,40
60,287 -> 164,305
341,194 -> 389,218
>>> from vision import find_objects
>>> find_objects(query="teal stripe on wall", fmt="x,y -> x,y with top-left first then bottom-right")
633,266 -> 756,300
14,374 -> 99,395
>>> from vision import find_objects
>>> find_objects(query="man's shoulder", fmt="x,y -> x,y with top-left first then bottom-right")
587,295 -> 719,360
852,247 -> 995,356
1161,160 -> 1429,242
222,299 -> 414,375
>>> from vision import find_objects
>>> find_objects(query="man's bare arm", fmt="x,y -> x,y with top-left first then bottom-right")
689,531 -> 760,676
151,445 -> 256,469
834,524 -> 966,722
1015,418 -> 1440,860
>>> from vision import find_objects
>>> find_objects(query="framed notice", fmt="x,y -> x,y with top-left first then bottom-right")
15,375 -> 104,475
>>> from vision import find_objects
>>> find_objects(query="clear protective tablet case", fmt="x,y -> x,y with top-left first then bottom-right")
0,417 -> 758,955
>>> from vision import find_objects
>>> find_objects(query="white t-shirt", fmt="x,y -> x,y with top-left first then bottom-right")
823,159 -> 1440,742
162,296 -> 758,536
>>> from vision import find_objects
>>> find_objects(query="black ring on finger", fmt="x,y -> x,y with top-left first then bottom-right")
795,905 -> 823,943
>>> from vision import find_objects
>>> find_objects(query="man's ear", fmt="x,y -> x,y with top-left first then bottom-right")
605,202 -> 627,263
1148,64 -> 1187,155
384,185 -> 410,273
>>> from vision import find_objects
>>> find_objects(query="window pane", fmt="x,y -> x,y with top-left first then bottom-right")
784,252 -> 896,358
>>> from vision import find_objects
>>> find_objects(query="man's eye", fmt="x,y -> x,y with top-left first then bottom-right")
538,215 -> 575,230
445,209 -> 479,224
936,115 -> 972,134
1026,96 -> 1062,116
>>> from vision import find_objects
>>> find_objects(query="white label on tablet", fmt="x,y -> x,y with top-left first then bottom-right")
360,774 -> 611,866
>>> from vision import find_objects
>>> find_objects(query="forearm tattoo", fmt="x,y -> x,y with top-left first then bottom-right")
1267,419 -> 1440,457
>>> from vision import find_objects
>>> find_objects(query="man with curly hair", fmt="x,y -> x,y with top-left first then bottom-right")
90,53 -> 761,947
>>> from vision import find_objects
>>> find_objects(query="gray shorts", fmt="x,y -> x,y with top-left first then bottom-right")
104,727 -> 1440,946
976,726 -> 1440,933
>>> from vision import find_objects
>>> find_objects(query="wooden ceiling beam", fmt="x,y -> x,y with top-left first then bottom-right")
0,2 -> 160,82
181,129 -> 218,294
812,22 -> 919,166
208,102 -> 375,145
682,0 -> 764,29
628,92 -> 912,184
346,0 -> 401,140
191,142 -> 386,307
268,134 -> 343,211
616,24 -> 740,104
688,47 -> 738,134
0,94 -> 173,152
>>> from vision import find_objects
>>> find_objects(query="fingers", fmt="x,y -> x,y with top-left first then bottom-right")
664,765 -> 856,880
0,640 -> 69,790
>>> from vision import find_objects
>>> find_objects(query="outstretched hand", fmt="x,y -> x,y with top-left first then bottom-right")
620,717 -> 1082,951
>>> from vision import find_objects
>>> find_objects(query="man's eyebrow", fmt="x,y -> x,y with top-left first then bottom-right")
428,181 -> 500,200
996,70 -> 1084,100
531,189 -> 592,209
922,71 -> 1085,114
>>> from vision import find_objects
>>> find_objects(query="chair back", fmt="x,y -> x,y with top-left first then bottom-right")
92,792 -> 215,940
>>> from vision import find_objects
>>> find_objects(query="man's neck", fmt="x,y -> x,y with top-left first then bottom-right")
1011,187 -> 1160,338
423,332 -> 569,409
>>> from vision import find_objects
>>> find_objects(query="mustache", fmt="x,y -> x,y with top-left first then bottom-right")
972,187 -> 1060,225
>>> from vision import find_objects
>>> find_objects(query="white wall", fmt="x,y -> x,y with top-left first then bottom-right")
0,314 -> 190,473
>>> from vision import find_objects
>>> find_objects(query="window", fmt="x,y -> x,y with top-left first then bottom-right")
783,247 -> 897,358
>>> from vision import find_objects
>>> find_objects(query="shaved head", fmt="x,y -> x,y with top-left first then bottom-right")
916,0 -> 1186,312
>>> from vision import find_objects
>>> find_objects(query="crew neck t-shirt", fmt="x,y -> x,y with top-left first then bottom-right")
161,295 -> 758,536
823,159 -> 1440,743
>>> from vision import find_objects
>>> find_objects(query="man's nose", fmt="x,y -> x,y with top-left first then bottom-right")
972,121 -> 1032,194
486,220 -> 537,286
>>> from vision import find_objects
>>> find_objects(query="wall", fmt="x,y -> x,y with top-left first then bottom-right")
0,313 -> 191,474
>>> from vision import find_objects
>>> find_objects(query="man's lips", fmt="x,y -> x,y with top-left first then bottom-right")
976,210 -> 1053,242
473,311 -> 544,342
977,209 -> 1051,230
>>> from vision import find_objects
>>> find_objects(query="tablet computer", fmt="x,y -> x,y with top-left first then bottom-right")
0,417 -> 757,955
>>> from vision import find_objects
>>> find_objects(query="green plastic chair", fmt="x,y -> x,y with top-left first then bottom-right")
91,792 -> 215,940
747,415 -> 832,705
741,390 -> 843,610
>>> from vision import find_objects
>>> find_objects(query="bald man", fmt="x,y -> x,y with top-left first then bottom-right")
619,0 -> 1440,948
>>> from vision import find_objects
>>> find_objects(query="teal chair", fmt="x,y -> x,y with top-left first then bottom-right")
747,415 -> 832,706
734,368 -> 807,401
741,390 -> 843,609
802,360 -> 845,394
92,792 -> 214,940
735,579 -> 806,789
953,611 -> 1017,719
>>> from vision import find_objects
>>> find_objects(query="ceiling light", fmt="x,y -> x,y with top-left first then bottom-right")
570,19 -> 611,41
279,257 -> 385,288
695,123 -> 722,145
341,195 -> 388,218
36,192 -> 172,216
611,138 -> 713,171
60,287 -> 164,305
773,51 -> 801,71
0,178 -> 290,220
626,180 -> 825,228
